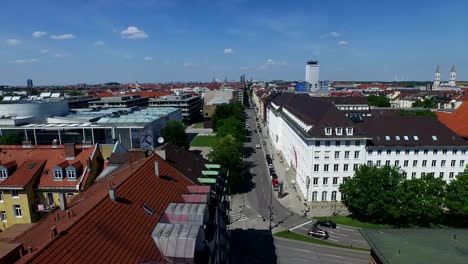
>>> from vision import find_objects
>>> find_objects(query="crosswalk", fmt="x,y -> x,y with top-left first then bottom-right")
230,211 -> 249,222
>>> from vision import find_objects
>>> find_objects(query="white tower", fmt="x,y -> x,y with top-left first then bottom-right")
449,65 -> 456,87
305,60 -> 319,91
433,66 -> 441,87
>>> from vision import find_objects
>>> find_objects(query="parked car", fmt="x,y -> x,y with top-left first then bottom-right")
266,154 -> 271,159
315,220 -> 337,228
268,163 -> 274,169
308,227 -> 329,240
255,144 -> 261,149
270,172 -> 278,179
245,124 -> 250,128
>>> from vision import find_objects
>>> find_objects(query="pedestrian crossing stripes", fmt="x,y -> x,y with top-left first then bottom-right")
230,211 -> 249,222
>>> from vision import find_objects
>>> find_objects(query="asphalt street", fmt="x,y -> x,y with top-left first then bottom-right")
275,237 -> 369,264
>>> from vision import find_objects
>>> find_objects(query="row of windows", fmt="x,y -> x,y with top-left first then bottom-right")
313,164 -> 360,172
324,127 -> 354,136
368,149 -> 467,156
311,191 -> 340,201
54,169 -> 76,180
314,151 -> 360,160
0,190 -> 19,201
0,205 -> 22,222
315,140 -> 361,147
407,171 -> 462,179
367,160 -> 465,168
312,176 -> 348,186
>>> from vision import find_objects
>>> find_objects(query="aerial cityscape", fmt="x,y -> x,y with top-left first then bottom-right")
1,1 -> 468,264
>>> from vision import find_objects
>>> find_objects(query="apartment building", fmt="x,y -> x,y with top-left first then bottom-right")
149,92 -> 201,123
267,93 -> 468,203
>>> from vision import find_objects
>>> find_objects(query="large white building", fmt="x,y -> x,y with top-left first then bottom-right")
433,65 -> 459,91
305,60 -> 319,91
267,93 -> 468,203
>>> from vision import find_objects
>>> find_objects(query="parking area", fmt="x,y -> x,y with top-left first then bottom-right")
290,220 -> 370,249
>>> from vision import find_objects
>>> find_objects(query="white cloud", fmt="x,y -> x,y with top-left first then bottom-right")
144,56 -> 153,61
223,48 -> 234,54
329,31 -> 341,38
32,31 -> 47,38
40,49 -> 49,54
6,39 -> 22,46
121,26 -> 148,39
50,34 -> 76,40
55,53 -> 65,58
338,40 -> 349,47
9,58 -> 38,64
94,40 -> 105,47
183,62 -> 199,68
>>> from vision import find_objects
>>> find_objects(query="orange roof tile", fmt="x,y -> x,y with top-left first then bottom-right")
0,160 -> 45,189
436,101 -> 468,138
15,154 -> 194,264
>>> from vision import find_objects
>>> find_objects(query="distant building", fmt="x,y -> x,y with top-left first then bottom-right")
295,82 -> 310,93
202,90 -> 235,118
236,87 -> 245,105
433,65 -> 460,91
27,79 -> 33,88
149,92 -> 201,123
88,95 -> 149,108
305,60 -> 319,91
66,96 -> 99,109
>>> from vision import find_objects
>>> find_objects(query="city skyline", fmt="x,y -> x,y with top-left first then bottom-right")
1,0 -> 468,85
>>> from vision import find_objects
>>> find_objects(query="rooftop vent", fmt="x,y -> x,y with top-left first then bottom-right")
154,161 -> 160,177
52,139 -> 58,148
143,203 -> 155,215
109,187 -> 117,202
22,141 -> 32,148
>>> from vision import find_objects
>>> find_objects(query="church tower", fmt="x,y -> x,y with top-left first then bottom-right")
449,65 -> 456,87
434,65 -> 441,87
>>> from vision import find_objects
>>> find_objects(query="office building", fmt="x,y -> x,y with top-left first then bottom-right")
88,95 -> 149,108
305,60 -> 319,91
149,92 -> 201,123
27,79 -> 33,88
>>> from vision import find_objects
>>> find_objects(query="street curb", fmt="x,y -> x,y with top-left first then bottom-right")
274,236 -> 370,253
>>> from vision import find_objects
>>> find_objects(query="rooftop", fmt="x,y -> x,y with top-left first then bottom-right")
436,101 -> 468,138
360,228 -> 468,264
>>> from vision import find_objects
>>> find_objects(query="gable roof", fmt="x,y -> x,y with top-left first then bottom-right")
15,154 -> 195,264
0,160 -> 46,189
436,101 -> 468,138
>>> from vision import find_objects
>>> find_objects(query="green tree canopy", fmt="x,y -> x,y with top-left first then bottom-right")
0,134 -> 23,145
161,120 -> 189,149
339,165 -> 403,223
216,117 -> 246,142
412,98 -> 436,108
212,102 -> 245,131
393,175 -> 446,227
446,170 -> 468,226
367,95 -> 391,107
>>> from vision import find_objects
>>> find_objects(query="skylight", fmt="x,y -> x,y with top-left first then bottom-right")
143,203 -> 155,215
414,136 -> 419,140
385,136 -> 390,140
432,135 -> 438,141
395,136 -> 401,141
404,136 -> 409,141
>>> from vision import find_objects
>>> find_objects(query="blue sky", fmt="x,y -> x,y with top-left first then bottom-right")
1,0 -> 468,85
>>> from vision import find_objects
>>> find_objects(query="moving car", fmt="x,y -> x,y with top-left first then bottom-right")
308,227 -> 329,240
315,220 -> 337,228
255,144 -> 261,149
245,124 -> 250,128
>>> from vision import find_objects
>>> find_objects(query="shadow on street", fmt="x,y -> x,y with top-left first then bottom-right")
229,229 -> 277,264
234,160 -> 256,194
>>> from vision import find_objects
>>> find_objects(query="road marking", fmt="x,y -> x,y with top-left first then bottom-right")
337,226 -> 355,232
329,231 -> 349,237
319,253 -> 345,259
290,258 -> 309,262
289,220 -> 313,231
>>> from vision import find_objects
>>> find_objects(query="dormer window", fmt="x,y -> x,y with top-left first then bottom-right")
53,169 -> 63,179
325,128 -> 332,136
432,135 -> 438,141
0,170 -> 7,179
66,169 -> 76,180
335,128 -> 343,136
346,127 -> 353,136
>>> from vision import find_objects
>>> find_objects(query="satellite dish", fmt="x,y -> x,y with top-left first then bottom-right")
157,137 -> 164,144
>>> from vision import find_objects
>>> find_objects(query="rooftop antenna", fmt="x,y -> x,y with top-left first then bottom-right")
157,137 -> 164,144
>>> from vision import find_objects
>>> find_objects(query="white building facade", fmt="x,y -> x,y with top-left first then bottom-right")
305,60 -> 319,91
267,93 -> 468,203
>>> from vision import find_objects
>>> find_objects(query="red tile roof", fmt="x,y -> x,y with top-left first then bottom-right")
0,145 -> 97,190
0,160 -> 45,189
436,101 -> 468,138
15,154 -> 195,264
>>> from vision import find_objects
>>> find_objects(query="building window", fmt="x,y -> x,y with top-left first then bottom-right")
460,160 -> 465,167
413,136 -> 419,140
353,164 -> 359,171
314,164 -> 319,172
324,164 -> 329,172
325,128 -> 332,135
324,151 -> 330,159
433,150 -> 438,155
0,170 -> 7,179
343,164 -> 349,171
323,177 -> 328,185
54,169 -> 63,179
354,151 -> 360,159
335,128 -> 343,135
335,141 -> 341,147
442,149 -> 447,154
462,150 -> 466,155
334,151 -> 340,159
414,150 -> 419,155
367,161 -> 372,166
441,160 -> 446,167
405,150 -> 410,155
13,205 -> 22,217
321,191 -> 327,201
422,160 -> 427,167
334,164 -> 339,171
439,172 -> 444,178
394,160 -> 399,166
453,149 -> 458,154
345,140 -> 350,147
0,211 -> 6,222
66,170 -> 76,179
315,141 -> 320,147
431,160 -> 437,167
451,160 -> 456,167
396,150 -> 400,155
312,191 -> 318,201
404,160 -> 408,167
377,150 -> 382,155
413,160 -> 418,167
333,177 -> 338,185
387,150 -> 391,155
331,191 -> 337,201
411,172 -> 416,179
355,140 -> 360,146
421,172 -> 426,177
346,128 -> 353,135
345,151 -> 350,159
424,149 -> 429,154
325,141 -> 331,147
449,172 -> 454,179
368,150 -> 373,155
314,151 -> 320,160
11,190 -> 19,198
313,178 -> 319,185
376,160 -> 381,166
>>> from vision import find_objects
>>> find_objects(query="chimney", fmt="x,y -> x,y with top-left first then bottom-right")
59,192 -> 67,211
50,226 -> 58,240
109,187 -> 117,202
64,143 -> 76,160
154,161 -> 160,177
22,141 -> 32,148
155,148 -> 166,160
52,139 -> 58,148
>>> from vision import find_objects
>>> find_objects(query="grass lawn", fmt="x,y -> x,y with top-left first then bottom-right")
274,231 -> 369,252
190,135 -> 218,147
314,216 -> 390,229
192,122 -> 204,129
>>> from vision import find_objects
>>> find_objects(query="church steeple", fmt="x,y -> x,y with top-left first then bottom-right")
434,65 -> 441,87
449,65 -> 456,86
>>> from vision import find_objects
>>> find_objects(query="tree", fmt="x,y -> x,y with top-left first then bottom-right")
393,175 -> 446,227
412,98 -> 436,108
216,117 -> 246,142
339,165 -> 403,224
161,121 -> 189,149
367,95 -> 390,107
0,134 -> 23,145
212,102 -> 245,131
446,170 -> 468,226
208,135 -> 243,193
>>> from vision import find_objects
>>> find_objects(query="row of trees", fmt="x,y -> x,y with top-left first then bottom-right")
209,102 -> 246,193
340,165 -> 468,227
367,95 -> 391,107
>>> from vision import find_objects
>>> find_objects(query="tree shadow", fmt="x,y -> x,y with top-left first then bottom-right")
278,192 -> 289,199
243,146 -> 255,159
229,229 -> 277,264
187,132 -> 198,143
233,160 -> 255,194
